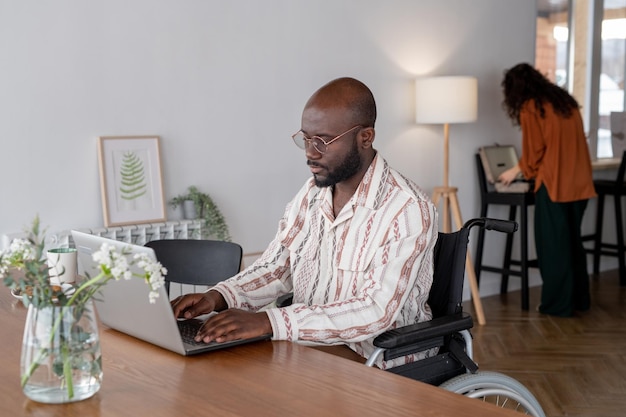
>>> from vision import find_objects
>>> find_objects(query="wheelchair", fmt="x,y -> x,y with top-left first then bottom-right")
364,217 -> 546,417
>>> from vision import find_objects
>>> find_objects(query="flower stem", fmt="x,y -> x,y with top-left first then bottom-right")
66,273 -> 108,306
62,342 -> 74,398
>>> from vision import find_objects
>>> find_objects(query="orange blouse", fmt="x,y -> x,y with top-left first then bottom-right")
518,100 -> 596,203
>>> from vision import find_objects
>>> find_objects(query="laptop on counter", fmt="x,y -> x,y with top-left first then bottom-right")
479,145 -> 531,193
71,231 -> 270,355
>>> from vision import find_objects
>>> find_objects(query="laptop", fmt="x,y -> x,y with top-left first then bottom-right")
478,145 -> 530,193
71,231 -> 270,355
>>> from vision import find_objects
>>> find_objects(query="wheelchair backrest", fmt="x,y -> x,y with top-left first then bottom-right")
427,228 -> 470,319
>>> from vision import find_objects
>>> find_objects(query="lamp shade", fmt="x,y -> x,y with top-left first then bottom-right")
415,76 -> 478,124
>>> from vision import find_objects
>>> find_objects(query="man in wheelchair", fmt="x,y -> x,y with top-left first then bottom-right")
172,76 -> 439,369
171,77 -> 546,416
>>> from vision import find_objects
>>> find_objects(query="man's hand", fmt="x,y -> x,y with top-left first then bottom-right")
195,309 -> 273,343
171,290 -> 227,319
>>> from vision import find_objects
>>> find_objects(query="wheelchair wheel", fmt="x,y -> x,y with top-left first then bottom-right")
439,371 -> 545,417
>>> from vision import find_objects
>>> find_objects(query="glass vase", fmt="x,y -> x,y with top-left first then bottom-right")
20,299 -> 103,403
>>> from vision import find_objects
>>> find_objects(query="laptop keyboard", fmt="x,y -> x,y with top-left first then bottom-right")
177,319 -> 211,346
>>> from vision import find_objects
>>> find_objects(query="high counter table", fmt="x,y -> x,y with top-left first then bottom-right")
592,156 -> 621,171
0,289 -> 521,417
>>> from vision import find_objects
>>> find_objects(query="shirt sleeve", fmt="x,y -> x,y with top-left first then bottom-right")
210,188 -> 306,311
265,198 -> 437,344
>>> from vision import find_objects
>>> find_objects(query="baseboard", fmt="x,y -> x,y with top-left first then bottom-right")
464,256 -> 619,302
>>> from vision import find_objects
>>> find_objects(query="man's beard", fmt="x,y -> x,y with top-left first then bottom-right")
312,142 -> 362,188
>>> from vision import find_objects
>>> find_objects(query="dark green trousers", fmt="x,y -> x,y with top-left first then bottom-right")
535,185 -> 590,317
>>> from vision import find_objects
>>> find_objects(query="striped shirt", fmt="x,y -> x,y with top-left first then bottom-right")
213,155 -> 438,368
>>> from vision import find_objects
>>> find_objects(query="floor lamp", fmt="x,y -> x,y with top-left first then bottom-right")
415,76 -> 487,325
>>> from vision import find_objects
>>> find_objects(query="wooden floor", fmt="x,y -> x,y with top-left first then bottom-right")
464,269 -> 626,417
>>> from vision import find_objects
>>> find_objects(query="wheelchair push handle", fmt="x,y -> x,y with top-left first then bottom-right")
463,217 -> 518,234
483,218 -> 518,233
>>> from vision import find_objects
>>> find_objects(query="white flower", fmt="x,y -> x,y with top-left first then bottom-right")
89,244 -> 167,304
92,243 -> 114,268
111,254 -> 130,280
148,290 -> 160,304
0,239 -> 37,279
9,239 -> 37,261
133,253 -> 166,303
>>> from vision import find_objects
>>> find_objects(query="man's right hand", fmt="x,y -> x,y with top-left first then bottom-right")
171,290 -> 227,319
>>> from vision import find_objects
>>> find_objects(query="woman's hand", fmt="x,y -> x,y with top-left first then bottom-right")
498,164 -> 522,186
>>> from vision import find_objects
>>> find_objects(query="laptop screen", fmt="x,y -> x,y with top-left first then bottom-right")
479,145 -> 520,184
72,231 -> 188,354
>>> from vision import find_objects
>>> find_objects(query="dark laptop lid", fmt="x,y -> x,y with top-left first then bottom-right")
479,145 -> 520,184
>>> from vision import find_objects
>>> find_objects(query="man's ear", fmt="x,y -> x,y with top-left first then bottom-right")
359,127 -> 375,149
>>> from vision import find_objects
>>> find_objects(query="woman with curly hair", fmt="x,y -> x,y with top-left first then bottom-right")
499,63 -> 596,317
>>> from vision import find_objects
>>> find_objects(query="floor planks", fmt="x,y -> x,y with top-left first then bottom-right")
464,269 -> 626,417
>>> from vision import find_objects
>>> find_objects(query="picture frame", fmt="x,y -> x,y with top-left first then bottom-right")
97,136 -> 166,227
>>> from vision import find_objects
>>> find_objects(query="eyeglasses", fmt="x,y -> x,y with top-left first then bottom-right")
291,125 -> 362,154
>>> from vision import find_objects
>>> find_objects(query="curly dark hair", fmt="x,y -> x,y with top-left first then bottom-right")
501,63 -> 580,126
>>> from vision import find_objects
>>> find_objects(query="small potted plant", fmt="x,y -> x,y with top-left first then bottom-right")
169,186 -> 231,241
169,194 -> 198,220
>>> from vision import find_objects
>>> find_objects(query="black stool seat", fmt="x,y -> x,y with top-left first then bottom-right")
474,154 -> 538,310
583,150 -> 626,286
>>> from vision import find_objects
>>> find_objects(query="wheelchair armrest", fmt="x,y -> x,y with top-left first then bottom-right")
373,312 -> 473,349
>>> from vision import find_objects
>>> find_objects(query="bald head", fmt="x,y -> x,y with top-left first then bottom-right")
305,77 -> 377,128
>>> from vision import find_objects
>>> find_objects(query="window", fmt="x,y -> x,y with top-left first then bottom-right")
536,0 -> 626,158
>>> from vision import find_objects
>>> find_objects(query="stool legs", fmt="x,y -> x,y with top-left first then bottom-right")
500,205 -> 530,310
591,192 -> 626,286
500,206 -> 516,295
474,203 -> 531,311
614,193 -> 626,285
592,193 -> 605,275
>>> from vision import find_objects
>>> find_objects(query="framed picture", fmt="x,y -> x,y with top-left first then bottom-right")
97,136 -> 166,227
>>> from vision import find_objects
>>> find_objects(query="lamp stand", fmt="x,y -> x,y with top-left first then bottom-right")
431,123 -> 486,325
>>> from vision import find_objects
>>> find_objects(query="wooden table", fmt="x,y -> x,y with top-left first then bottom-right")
0,289 -> 520,417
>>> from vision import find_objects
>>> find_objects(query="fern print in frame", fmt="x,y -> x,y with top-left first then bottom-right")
118,151 -> 149,205
97,136 -> 166,227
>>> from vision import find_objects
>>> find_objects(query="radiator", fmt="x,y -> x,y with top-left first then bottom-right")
1,220 -> 204,250
2,219 -> 261,298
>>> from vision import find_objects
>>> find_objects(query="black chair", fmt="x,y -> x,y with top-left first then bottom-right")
583,150 -> 626,286
366,218 -> 545,417
144,239 -> 243,298
473,153 -> 537,310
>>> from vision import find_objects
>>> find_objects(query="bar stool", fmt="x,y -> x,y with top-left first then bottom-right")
473,154 -> 537,310
584,150 -> 626,286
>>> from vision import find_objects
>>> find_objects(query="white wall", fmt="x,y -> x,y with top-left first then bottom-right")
0,1 -> 540,297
